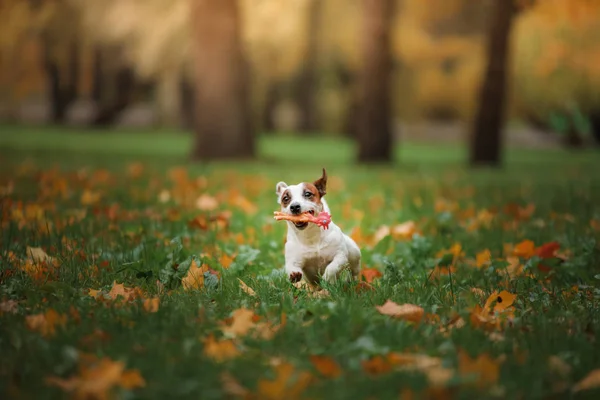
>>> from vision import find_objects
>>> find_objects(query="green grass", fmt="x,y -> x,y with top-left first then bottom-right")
1,127 -> 600,399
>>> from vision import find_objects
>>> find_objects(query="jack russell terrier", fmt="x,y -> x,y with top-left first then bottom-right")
275,169 -> 361,284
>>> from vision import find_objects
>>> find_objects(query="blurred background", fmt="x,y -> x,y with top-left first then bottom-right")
1,0 -> 599,165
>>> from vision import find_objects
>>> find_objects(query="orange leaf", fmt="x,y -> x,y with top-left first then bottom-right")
26,309 -> 66,337
376,300 -> 425,323
182,260 -> 208,291
257,362 -> 312,400
309,355 -> 342,378
220,253 -> 236,269
458,350 -> 500,389
513,240 -> 536,258
119,370 -> 146,389
362,355 -> 393,375
360,267 -> 382,283
573,369 -> 600,393
484,290 -> 517,313
390,221 -> 417,240
202,335 -> 241,362
142,298 -> 160,313
535,241 -> 560,259
221,308 -> 256,338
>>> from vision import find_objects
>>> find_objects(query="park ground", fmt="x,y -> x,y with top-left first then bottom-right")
1,126 -> 600,399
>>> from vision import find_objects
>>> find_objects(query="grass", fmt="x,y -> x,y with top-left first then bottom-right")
1,126 -> 600,399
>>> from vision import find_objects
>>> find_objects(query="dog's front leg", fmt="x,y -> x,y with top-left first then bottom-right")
285,260 -> 304,283
322,253 -> 349,283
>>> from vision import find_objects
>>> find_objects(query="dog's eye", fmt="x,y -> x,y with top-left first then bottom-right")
304,191 -> 313,198
282,195 -> 290,203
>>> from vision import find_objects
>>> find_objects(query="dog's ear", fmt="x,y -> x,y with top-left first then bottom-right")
275,181 -> 288,197
313,168 -> 327,197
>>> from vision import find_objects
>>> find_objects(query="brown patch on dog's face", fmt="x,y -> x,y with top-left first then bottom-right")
280,189 -> 292,208
302,183 -> 321,204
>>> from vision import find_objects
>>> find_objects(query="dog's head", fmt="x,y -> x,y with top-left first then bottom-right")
275,168 -> 327,231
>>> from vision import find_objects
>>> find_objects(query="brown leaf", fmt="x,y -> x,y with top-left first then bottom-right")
376,300 -> 425,323
0,300 -> 18,314
309,355 -> 342,378
238,279 -> 256,297
26,246 -> 54,263
360,267 -> 382,283
573,369 -> 600,393
221,308 -> 256,338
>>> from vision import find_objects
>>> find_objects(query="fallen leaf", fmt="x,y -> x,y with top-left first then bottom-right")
221,372 -> 250,397
0,300 -> 18,314
458,350 -> 500,389
46,356 -> 144,398
310,355 -> 342,378
573,369 -> 600,393
476,249 -> 492,268
26,309 -> 66,337
360,267 -> 382,283
238,278 -> 256,297
26,246 -> 54,263
513,240 -> 535,258
257,361 -> 312,400
221,308 -> 256,338
196,194 -> 219,211
142,298 -> 160,313
202,335 -> 241,362
376,300 -> 425,323
182,260 -> 209,291
484,291 -> 517,313
390,221 -> 417,240
362,355 -> 392,375
220,253 -> 236,269
548,355 -> 571,378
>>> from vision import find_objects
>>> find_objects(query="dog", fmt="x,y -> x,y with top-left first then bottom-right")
275,168 -> 361,284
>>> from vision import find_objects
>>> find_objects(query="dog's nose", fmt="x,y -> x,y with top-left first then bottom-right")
290,203 -> 301,215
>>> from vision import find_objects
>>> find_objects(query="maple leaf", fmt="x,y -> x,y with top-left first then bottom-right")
360,267 -> 382,283
513,240 -> 536,258
256,361 -> 312,400
309,355 -> 342,378
221,308 -> 256,338
26,309 -> 67,337
202,335 -> 241,362
46,356 -> 145,398
572,369 -> 600,392
238,278 -> 256,296
220,253 -> 236,269
458,350 -> 500,389
376,300 -> 425,323
182,260 -> 209,291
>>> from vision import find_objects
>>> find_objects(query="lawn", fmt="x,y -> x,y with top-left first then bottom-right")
1,127 -> 600,399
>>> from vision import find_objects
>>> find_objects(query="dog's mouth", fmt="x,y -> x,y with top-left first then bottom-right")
293,210 -> 314,230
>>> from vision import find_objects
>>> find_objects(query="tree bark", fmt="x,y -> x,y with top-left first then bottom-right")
469,0 -> 516,167
357,0 -> 395,163
92,66 -> 136,126
295,0 -> 321,133
190,0 -> 254,160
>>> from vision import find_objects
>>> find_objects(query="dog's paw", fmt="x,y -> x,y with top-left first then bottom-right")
289,272 -> 303,283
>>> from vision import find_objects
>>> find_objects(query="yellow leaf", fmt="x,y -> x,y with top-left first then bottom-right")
119,370 -> 146,389
376,300 -> 425,323
182,260 -> 208,291
238,278 -> 256,296
26,246 -> 53,263
81,189 -> 101,206
476,249 -> 491,268
573,369 -> 600,393
484,291 -> 517,313
220,253 -> 236,269
221,308 -> 256,338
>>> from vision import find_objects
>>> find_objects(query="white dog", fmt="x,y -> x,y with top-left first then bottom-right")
275,169 -> 361,284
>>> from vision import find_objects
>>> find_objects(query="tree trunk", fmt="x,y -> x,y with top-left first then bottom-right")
93,66 -> 135,126
590,113 -> 600,146
295,0 -> 321,133
262,81 -> 281,133
357,0 -> 395,163
469,0 -> 516,167
179,75 -> 196,131
44,40 -> 78,123
190,0 -> 254,160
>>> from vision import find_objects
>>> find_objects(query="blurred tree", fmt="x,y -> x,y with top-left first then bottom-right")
190,0 -> 254,159
469,0 -> 516,166
294,0 -> 321,133
357,0 -> 395,163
